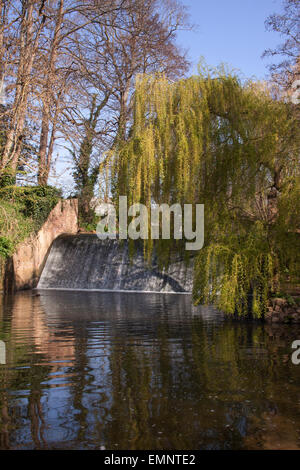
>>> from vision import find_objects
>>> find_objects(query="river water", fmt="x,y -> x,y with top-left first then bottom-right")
0,290 -> 299,450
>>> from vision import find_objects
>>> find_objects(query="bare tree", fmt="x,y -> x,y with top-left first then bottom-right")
36,0 -> 66,185
35,0 -> 128,185
66,0 -> 190,222
0,0 -> 128,184
0,0 -> 11,103
0,1 -> 48,176
0,0 -> 190,201
263,0 -> 300,89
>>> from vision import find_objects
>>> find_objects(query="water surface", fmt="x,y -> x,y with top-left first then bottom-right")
0,291 -> 299,450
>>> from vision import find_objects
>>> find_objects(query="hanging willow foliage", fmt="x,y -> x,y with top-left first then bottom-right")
104,66 -> 300,318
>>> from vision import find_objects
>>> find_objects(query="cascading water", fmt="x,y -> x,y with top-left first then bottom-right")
38,234 -> 194,293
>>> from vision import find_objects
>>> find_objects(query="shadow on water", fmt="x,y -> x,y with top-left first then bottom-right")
0,290 -> 299,450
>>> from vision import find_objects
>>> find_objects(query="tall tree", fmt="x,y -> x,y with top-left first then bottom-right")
0,0 -> 129,185
111,69 -> 300,318
36,0 -> 65,186
0,1 -> 48,178
263,0 -> 300,89
35,0 -> 127,185
67,0 -> 190,223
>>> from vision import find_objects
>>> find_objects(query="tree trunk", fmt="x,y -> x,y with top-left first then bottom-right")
0,1 -> 46,175
38,0 -> 64,186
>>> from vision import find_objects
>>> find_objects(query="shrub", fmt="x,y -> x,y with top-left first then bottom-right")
0,185 -> 62,258
0,185 -> 61,200
0,236 -> 14,258
0,185 -> 61,229
0,170 -> 16,188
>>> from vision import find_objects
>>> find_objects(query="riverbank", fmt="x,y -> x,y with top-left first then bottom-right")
265,296 -> 300,324
0,186 -> 78,292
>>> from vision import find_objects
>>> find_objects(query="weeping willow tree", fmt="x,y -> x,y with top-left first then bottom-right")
104,66 -> 300,318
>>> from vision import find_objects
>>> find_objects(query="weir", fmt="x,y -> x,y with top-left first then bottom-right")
37,234 -> 194,293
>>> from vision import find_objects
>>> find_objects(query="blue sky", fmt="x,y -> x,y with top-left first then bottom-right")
177,0 -> 284,80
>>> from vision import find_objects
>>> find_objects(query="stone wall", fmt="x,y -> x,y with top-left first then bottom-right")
265,297 -> 300,323
2,199 -> 78,292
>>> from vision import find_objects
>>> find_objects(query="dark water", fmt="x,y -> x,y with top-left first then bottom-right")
0,291 -> 299,450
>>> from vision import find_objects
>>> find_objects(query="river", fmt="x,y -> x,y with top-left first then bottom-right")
0,290 -> 299,449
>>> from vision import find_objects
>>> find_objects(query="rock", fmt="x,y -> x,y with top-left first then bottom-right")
274,298 -> 286,306
291,318 -> 300,324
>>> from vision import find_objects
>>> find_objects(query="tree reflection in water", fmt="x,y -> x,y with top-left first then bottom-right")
0,291 -> 299,449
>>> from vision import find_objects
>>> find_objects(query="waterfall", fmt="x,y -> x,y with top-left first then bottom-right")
38,234 -> 194,293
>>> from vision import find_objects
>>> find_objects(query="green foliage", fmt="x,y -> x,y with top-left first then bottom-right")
0,185 -> 61,227
79,213 -> 100,233
0,169 -> 16,188
108,67 -> 300,318
0,185 -> 61,258
193,221 -> 280,318
0,200 -> 35,257
0,236 -> 14,258
0,185 -> 61,200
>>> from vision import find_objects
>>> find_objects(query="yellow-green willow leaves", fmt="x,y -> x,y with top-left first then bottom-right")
105,68 -> 300,318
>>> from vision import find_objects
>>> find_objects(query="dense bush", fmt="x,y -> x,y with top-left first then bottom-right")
0,236 -> 14,258
0,185 -> 61,258
0,185 -> 61,200
0,170 -> 16,188
0,185 -> 61,228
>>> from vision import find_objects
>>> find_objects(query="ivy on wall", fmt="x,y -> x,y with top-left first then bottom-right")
0,185 -> 61,259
